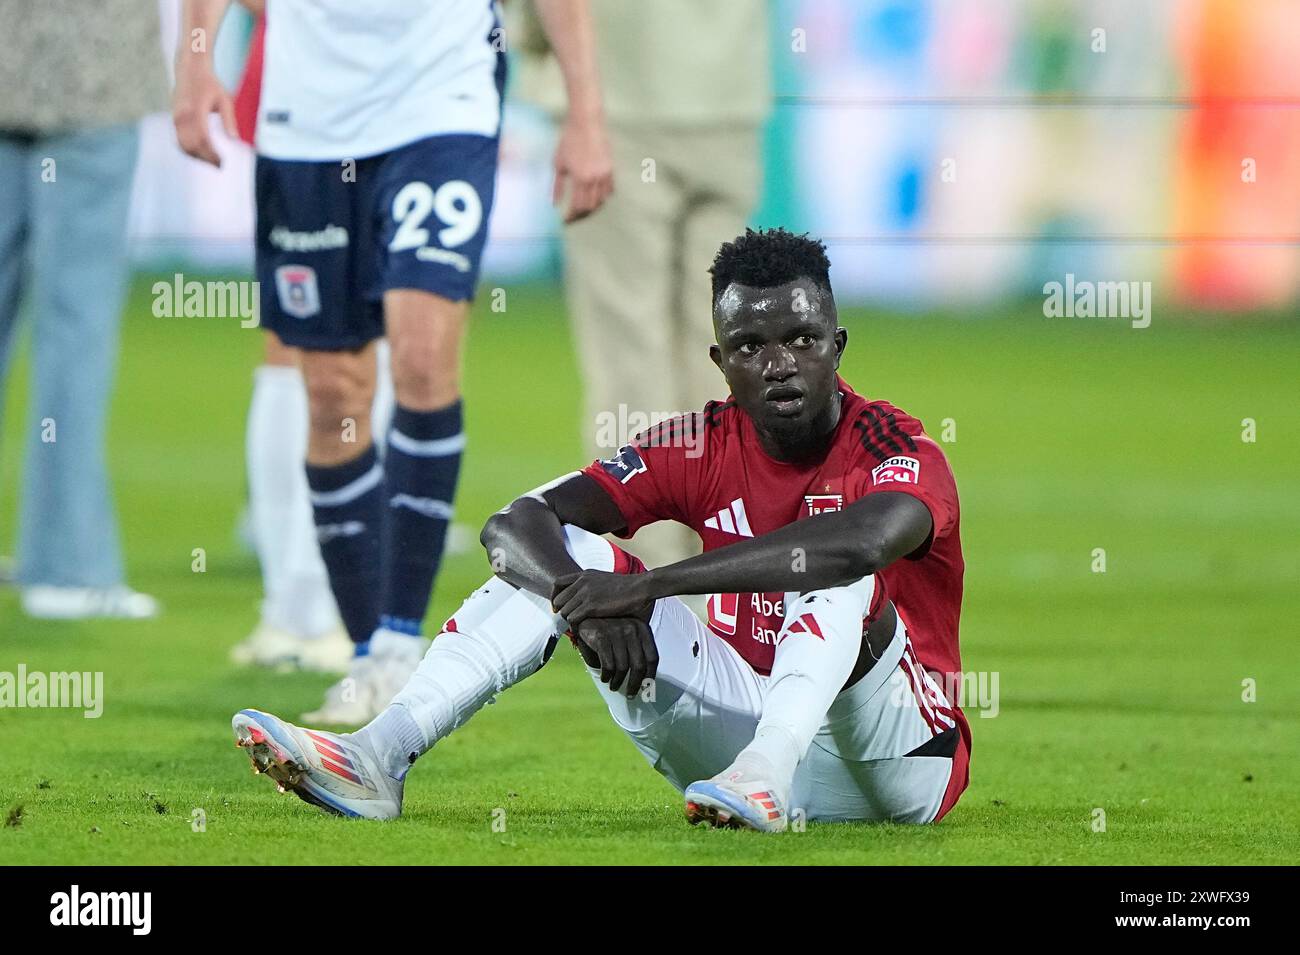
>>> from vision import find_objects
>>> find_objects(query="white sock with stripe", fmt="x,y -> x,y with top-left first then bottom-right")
739,576 -> 877,795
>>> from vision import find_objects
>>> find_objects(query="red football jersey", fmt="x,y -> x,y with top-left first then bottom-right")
582,375 -> 966,694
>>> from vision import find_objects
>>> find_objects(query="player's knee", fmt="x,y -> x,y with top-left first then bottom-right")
390,337 -> 458,409
787,576 -> 875,625
303,359 -> 373,438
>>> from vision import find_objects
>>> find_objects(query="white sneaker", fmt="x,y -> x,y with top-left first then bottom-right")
684,752 -> 790,833
21,585 -> 160,620
293,626 -> 355,674
232,708 -> 403,819
230,622 -> 303,669
230,622 -> 353,674
301,656 -> 381,726
301,629 -> 428,726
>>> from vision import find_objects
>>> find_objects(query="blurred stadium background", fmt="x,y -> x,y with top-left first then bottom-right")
129,0 -> 1300,308
1,0 -> 1296,864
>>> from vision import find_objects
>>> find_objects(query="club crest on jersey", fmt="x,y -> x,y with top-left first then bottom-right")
871,455 -> 920,486
804,493 -> 843,516
275,264 -> 321,319
599,444 -> 648,484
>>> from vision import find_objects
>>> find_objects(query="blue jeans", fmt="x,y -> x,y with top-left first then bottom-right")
0,123 -> 139,587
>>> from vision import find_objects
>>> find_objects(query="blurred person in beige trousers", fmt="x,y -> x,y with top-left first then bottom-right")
514,0 -> 770,568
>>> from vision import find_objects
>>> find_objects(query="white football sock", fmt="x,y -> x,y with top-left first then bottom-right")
247,364 -> 339,638
740,576 -> 877,793
355,525 -> 621,780
357,577 -> 564,778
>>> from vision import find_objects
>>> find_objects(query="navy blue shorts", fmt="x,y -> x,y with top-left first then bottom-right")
255,134 -> 499,350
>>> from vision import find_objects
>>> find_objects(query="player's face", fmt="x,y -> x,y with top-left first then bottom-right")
710,278 -> 847,456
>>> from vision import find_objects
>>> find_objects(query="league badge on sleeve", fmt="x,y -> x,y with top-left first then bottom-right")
274,265 -> 322,319
599,444 -> 648,484
871,455 -> 920,486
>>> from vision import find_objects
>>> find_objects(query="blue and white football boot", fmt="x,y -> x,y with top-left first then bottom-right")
684,753 -> 790,833
232,709 -> 403,820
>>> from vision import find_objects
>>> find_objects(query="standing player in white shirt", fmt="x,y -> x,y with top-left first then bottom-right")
174,0 -> 613,723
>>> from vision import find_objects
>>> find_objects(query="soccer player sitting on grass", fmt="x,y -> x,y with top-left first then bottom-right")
231,228 -> 971,832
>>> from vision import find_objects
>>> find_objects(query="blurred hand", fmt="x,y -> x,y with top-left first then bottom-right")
552,113 -> 614,224
172,64 -> 237,167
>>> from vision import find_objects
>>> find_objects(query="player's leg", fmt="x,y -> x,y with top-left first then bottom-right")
579,587 -> 951,832
684,593 -> 968,830
791,620 -> 968,826
373,288 -> 466,644
276,335 -> 354,670
231,525 -> 622,819
521,529 -> 771,795
296,342 -> 388,718
583,597 -> 768,793
235,330 -> 349,671
254,150 -> 389,717
352,132 -> 498,713
683,578 -> 881,831
231,571 -> 560,819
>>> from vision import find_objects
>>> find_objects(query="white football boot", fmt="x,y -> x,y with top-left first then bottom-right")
21,585 -> 160,620
232,708 -> 403,820
684,752 -> 790,833
301,629 -> 427,726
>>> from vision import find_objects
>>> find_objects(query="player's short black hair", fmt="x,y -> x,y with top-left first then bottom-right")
709,227 -> 833,306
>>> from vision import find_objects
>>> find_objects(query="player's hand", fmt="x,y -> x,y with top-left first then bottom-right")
552,112 -> 613,224
574,617 -> 658,697
551,570 -> 653,628
172,63 -> 238,167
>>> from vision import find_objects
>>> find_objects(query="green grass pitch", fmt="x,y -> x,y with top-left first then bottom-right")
1,280 -> 1297,865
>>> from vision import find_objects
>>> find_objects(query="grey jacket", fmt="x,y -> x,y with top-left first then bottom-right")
0,0 -> 169,134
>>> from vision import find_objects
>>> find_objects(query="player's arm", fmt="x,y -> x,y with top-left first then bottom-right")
530,0 -> 614,222
552,492 -> 933,626
479,472 -> 626,599
480,473 -> 656,695
173,0 -> 239,166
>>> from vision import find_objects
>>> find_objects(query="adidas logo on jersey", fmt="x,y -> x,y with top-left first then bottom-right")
703,498 -> 753,537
